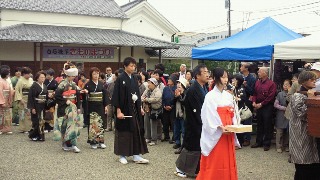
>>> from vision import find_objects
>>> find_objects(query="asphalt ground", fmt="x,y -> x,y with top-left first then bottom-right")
0,127 -> 294,180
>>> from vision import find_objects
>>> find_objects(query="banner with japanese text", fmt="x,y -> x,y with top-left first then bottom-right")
43,47 -> 114,59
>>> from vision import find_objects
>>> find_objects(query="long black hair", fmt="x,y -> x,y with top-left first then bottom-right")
233,74 -> 244,88
212,67 -> 226,86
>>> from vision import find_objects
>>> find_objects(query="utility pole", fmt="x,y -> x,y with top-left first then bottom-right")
228,0 -> 231,37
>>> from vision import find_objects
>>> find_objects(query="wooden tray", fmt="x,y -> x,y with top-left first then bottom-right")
225,125 -> 252,133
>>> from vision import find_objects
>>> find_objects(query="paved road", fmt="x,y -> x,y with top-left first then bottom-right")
0,127 -> 294,180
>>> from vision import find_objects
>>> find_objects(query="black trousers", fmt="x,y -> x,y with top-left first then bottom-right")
162,109 -> 175,140
256,103 -> 274,147
294,163 -> 320,180
236,133 -> 244,146
316,138 -> 320,159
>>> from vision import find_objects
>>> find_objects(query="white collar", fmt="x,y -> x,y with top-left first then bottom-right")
93,80 -> 99,85
37,82 -> 44,89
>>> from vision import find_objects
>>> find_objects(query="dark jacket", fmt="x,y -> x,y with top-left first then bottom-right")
183,81 -> 207,151
162,85 -> 176,107
111,72 -> 142,132
243,73 -> 256,97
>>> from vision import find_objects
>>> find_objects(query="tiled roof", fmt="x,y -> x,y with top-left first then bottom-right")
0,0 -> 127,18
0,24 -> 179,48
146,44 -> 194,58
121,0 -> 144,12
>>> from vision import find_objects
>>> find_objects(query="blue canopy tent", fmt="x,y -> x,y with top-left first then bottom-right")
192,17 -> 303,61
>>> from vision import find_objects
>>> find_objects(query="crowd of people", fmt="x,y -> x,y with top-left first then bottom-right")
0,58 -> 320,179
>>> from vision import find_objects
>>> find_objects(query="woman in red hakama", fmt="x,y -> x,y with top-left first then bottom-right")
197,67 -> 238,180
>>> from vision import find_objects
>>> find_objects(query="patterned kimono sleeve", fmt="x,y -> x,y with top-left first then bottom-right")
291,94 -> 308,121
0,82 -> 5,105
14,80 -> 23,101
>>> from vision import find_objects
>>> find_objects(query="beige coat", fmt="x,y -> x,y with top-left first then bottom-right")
142,87 -> 162,110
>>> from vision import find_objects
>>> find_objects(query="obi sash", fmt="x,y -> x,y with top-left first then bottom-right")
63,90 -> 77,104
88,92 -> 103,102
22,88 -> 29,96
35,94 -> 46,103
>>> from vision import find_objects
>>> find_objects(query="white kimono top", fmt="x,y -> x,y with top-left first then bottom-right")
200,86 -> 240,156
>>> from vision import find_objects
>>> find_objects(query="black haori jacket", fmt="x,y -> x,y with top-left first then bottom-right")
183,80 -> 207,151
111,72 -> 143,132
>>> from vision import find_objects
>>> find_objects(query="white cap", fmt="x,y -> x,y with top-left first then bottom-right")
177,78 -> 189,89
64,68 -> 78,77
148,78 -> 159,86
311,62 -> 320,71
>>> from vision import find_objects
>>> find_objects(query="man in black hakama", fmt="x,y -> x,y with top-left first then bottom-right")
112,57 -> 149,165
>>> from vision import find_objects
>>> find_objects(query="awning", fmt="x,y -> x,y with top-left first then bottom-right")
192,17 -> 302,61
0,23 -> 179,49
274,33 -> 320,60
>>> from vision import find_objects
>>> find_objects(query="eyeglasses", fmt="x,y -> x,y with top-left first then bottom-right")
106,69 -> 111,71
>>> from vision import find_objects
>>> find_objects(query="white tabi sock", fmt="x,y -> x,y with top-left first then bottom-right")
133,155 -> 143,161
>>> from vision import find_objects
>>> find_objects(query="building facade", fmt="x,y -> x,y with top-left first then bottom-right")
0,0 -> 183,74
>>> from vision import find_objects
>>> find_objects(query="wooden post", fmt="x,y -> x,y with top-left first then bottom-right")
40,42 -> 43,70
159,49 -> 162,63
118,47 -> 121,69
33,42 -> 37,70
131,46 -> 134,57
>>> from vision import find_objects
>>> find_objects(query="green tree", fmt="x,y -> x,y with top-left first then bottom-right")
203,61 -> 239,75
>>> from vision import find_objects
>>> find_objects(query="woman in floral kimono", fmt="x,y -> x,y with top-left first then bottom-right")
14,67 -> 33,133
28,71 -> 48,141
0,68 -> 13,134
83,67 -> 109,149
54,62 -> 81,153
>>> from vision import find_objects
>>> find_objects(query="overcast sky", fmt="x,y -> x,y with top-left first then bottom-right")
115,0 -> 320,34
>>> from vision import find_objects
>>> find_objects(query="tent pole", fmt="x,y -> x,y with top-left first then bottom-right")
270,54 -> 275,81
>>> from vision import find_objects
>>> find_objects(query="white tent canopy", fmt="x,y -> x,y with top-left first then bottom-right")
274,33 -> 320,60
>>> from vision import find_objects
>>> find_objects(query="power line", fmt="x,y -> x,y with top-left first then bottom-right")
293,24 -> 320,30
241,0 -> 320,13
193,4 -> 320,33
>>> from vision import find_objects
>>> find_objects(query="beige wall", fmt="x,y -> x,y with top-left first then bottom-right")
122,11 -> 174,42
0,41 -> 157,68
0,9 -> 122,29
0,41 -> 34,61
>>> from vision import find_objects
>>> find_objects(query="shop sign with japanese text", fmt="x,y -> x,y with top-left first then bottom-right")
43,47 -> 114,59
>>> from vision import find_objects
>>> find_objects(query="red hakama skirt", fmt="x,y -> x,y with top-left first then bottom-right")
197,106 -> 238,180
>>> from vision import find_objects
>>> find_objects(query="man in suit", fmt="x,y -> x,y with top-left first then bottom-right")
175,64 -> 209,178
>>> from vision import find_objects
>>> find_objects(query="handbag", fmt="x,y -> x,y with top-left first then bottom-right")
239,105 -> 252,121
150,108 -> 163,120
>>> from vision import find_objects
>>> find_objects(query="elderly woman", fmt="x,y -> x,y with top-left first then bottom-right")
142,78 -> 162,146
289,70 -> 320,180
28,71 -> 48,141
83,67 -> 109,149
